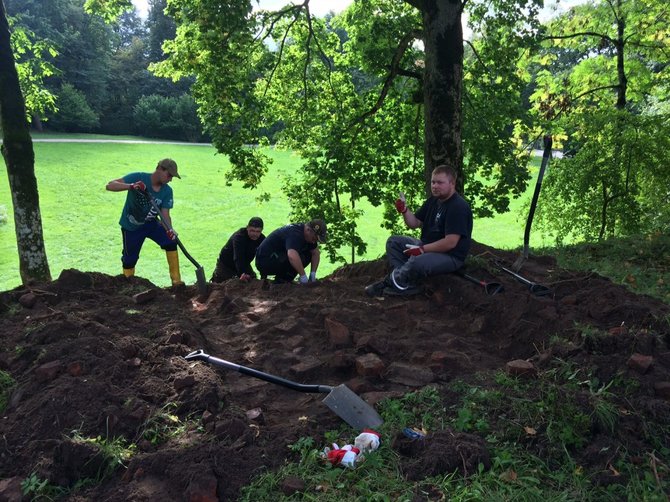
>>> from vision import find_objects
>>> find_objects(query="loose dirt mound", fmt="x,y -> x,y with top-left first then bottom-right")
1,242 -> 669,500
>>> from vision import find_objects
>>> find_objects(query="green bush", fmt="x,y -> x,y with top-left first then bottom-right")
132,94 -> 204,142
48,83 -> 100,132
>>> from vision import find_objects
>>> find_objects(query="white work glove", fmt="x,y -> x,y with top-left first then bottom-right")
299,274 -> 309,284
309,271 -> 317,282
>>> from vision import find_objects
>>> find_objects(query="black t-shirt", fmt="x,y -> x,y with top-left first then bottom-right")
415,193 -> 473,262
255,223 -> 316,259
218,227 -> 265,275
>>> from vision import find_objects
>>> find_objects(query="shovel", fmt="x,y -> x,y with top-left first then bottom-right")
184,349 -> 383,430
142,191 -> 208,296
499,265 -> 552,297
458,272 -> 504,296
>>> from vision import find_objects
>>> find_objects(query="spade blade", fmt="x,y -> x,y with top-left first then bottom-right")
322,384 -> 384,430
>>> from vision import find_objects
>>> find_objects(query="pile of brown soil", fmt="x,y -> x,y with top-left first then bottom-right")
1,242 -> 668,500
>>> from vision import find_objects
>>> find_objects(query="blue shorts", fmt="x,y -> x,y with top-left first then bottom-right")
121,220 -> 177,268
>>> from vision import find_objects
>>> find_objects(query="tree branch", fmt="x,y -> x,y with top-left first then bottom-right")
396,68 -> 422,80
572,84 -> 620,103
346,29 -> 423,133
543,31 -> 616,46
402,0 -> 425,11
464,39 -> 491,74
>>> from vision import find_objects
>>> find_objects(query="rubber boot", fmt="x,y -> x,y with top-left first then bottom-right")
166,250 -> 185,286
123,267 -> 135,278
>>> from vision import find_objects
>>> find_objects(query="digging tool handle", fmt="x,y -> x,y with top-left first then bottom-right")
458,272 -> 504,296
142,192 -> 202,269
522,135 -> 552,260
500,265 -> 552,296
185,350 -> 333,393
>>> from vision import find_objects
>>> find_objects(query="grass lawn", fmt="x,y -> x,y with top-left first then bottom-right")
0,134 -> 550,291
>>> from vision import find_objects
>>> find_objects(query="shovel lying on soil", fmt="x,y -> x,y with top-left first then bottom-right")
457,272 -> 504,296
499,265 -> 552,297
184,349 -> 384,430
142,191 -> 208,296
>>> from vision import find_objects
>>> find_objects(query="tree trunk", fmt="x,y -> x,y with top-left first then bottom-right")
421,0 -> 464,194
0,0 -> 51,285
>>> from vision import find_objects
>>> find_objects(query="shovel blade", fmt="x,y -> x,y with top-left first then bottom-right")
195,267 -> 209,296
322,384 -> 383,430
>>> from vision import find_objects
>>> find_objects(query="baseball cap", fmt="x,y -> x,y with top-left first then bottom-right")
248,217 -> 264,228
308,219 -> 327,243
157,158 -> 180,179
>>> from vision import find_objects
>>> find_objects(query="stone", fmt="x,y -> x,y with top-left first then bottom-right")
127,357 -> 142,368
355,353 -> 385,377
289,357 -> 322,376
185,472 -> 219,502
608,326 -> 627,336
18,293 -> 38,309
67,362 -> 83,377
328,351 -> 354,370
281,476 -> 305,496
505,359 -> 537,378
385,362 -> 435,387
324,318 -> 352,347
654,381 -> 670,400
0,476 -> 23,502
132,289 -> 157,304
35,360 -> 63,382
174,375 -> 196,390
627,353 -> 653,374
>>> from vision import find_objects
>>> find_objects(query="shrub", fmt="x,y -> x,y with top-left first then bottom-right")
48,83 -> 100,131
132,94 -> 204,142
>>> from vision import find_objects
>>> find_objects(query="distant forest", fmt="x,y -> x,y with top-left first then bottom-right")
7,0 -> 205,142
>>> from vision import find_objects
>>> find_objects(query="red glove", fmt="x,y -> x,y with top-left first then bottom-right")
327,446 -> 360,468
403,244 -> 424,257
131,181 -> 146,192
394,198 -> 407,214
166,228 -> 177,241
239,273 -> 251,282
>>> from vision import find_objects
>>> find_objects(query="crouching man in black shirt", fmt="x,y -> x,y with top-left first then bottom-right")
255,219 -> 326,284
211,217 -> 265,283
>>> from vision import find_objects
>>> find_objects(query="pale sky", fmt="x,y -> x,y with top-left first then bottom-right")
131,0 -> 353,19
131,0 -> 581,26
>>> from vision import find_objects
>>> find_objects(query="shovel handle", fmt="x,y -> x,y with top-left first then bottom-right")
459,273 -> 504,296
185,350 -> 333,393
142,191 -> 202,269
500,266 -> 552,296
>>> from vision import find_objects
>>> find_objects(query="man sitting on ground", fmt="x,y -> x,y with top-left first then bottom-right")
366,164 -> 473,296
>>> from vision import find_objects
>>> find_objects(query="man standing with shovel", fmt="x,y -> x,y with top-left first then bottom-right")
106,158 -> 184,287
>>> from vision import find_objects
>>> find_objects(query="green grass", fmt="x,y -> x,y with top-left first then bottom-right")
239,381 -> 669,501
0,134 -> 548,291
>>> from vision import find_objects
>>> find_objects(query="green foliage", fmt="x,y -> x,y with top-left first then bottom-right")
84,0 -> 133,23
534,110 -> 670,241
530,0 -> 670,242
48,83 -> 100,131
0,370 -> 15,412
21,472 -> 66,499
8,20 -> 57,119
239,376 -> 670,500
133,94 -> 204,142
70,431 -> 136,480
140,402 -> 191,445
542,232 -> 670,302
151,0 -> 543,265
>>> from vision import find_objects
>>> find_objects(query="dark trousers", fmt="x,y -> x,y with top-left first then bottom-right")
121,220 -> 177,269
255,250 -> 311,282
